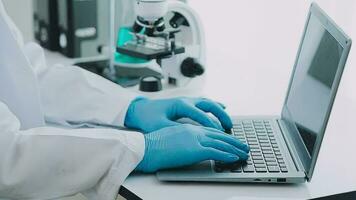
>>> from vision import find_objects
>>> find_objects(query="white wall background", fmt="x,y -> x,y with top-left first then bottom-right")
188,0 -> 356,116
2,0 -> 355,114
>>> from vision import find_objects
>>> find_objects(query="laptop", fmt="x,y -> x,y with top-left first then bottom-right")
156,3 -> 352,183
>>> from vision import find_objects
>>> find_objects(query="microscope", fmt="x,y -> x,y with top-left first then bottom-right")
116,0 -> 206,91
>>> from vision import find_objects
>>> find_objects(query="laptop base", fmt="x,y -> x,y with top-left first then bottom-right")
156,116 -> 306,184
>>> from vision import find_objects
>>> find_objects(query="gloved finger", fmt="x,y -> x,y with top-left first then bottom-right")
211,118 -> 224,131
203,147 -> 240,163
200,138 -> 249,160
206,129 -> 250,153
216,102 -> 226,109
195,100 -> 233,130
176,102 -> 224,130
197,98 -> 226,110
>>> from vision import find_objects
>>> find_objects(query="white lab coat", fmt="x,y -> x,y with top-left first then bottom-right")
0,1 -> 144,200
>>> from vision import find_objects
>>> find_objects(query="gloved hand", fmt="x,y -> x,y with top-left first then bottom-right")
136,124 -> 250,173
125,97 -> 233,133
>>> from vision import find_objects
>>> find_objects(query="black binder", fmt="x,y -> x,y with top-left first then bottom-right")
57,0 -> 99,58
33,0 -> 60,51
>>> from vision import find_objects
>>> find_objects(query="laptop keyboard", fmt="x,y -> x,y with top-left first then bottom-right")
214,120 -> 288,173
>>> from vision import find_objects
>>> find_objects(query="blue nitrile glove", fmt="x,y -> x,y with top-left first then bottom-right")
125,97 -> 233,133
136,124 -> 250,173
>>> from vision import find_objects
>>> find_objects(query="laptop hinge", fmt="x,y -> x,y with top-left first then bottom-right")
277,119 -> 306,176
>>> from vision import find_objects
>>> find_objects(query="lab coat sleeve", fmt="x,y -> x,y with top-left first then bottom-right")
0,101 -> 145,200
22,43 -> 139,127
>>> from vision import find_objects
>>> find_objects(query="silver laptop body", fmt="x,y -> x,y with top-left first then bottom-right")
157,3 -> 352,184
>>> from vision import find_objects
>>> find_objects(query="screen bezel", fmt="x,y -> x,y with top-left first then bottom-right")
281,3 -> 352,181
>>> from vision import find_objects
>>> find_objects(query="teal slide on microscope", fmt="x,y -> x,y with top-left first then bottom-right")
115,27 -> 149,64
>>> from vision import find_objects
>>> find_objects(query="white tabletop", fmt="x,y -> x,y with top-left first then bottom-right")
46,1 -> 356,199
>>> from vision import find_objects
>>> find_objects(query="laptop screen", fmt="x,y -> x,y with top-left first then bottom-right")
285,14 -> 344,156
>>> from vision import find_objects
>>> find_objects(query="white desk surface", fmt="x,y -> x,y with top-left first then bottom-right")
45,1 -> 356,199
